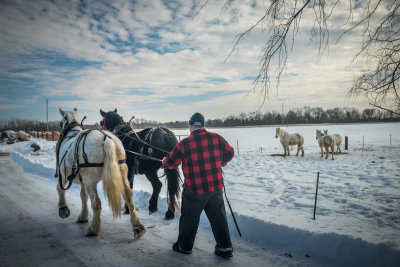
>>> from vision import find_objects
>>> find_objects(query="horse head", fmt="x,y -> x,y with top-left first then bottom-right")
275,127 -> 281,138
316,129 -> 323,139
324,130 -> 329,135
100,109 -> 123,131
59,108 -> 80,130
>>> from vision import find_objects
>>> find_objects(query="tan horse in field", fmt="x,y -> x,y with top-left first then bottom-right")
324,130 -> 342,153
316,129 -> 336,160
57,108 -> 145,238
275,128 -> 304,156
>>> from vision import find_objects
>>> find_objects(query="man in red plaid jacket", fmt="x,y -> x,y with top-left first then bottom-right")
162,112 -> 235,258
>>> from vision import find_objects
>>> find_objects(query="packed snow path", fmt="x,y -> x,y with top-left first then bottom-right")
0,153 -> 332,267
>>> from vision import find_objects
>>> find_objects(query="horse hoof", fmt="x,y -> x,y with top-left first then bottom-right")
124,207 -> 130,215
59,207 -> 70,218
148,209 -> 158,215
87,227 -> 99,236
86,232 -> 97,237
164,210 -> 174,220
133,225 -> 146,239
76,218 -> 88,223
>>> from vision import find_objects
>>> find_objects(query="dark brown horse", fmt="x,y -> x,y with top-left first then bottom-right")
100,109 -> 180,220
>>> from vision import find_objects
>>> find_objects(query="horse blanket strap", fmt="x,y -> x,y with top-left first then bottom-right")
78,159 -> 126,168
59,128 -> 126,191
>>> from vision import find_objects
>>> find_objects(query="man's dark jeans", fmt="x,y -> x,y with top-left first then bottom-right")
177,187 -> 232,251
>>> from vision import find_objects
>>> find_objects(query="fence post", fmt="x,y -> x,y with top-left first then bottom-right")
237,139 -> 239,155
313,172 -> 320,220
345,136 -> 348,150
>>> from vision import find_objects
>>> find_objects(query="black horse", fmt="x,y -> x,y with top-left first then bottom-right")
100,109 -> 180,220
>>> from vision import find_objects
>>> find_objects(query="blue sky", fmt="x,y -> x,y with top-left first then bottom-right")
0,0 -> 374,124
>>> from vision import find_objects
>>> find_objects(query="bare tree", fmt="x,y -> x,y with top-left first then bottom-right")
347,0 -> 400,115
196,0 -> 400,115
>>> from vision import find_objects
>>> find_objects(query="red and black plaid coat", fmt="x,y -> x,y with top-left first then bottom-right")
162,128 -> 234,195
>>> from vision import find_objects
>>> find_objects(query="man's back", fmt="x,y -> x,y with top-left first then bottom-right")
162,128 -> 234,194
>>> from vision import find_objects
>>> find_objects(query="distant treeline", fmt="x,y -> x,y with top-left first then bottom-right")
204,106 -> 400,127
0,119 -> 100,132
131,106 -> 399,128
1,106 -> 399,132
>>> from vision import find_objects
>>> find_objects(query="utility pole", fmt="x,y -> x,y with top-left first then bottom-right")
46,99 -> 48,132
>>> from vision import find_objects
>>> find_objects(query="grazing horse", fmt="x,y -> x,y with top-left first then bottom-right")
100,109 -> 180,220
316,129 -> 336,160
275,128 -> 304,156
324,130 -> 342,153
57,108 -> 145,238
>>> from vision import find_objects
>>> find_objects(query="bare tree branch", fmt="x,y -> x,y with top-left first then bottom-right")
195,0 -> 400,114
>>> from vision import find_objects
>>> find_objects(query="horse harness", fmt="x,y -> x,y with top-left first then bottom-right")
57,123 -> 126,190
111,122 -> 172,174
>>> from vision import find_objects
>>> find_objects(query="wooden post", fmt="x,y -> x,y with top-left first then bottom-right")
345,136 -> 348,150
313,172 -> 320,220
237,139 -> 239,155
46,99 -> 49,132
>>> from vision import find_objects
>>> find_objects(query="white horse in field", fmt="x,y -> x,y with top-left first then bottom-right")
316,129 -> 336,160
57,108 -> 145,238
324,130 -> 342,153
275,128 -> 304,156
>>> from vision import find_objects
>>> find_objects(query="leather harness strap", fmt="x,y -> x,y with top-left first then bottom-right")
58,126 -> 126,191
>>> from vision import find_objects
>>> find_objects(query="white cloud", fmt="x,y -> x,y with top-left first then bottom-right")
0,0 -> 375,123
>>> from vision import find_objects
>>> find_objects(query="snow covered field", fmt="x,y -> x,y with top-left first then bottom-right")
1,122 -> 400,266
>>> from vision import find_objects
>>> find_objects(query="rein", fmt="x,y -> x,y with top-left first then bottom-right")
110,121 -> 172,158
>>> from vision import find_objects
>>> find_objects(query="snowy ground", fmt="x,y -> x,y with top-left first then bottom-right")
1,122 -> 400,266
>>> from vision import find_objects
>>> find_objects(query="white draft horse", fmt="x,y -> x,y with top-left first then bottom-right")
324,130 -> 342,153
56,108 -> 145,238
275,128 -> 304,156
316,129 -> 336,160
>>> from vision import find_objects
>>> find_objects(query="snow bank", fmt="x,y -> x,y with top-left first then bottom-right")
228,214 -> 399,266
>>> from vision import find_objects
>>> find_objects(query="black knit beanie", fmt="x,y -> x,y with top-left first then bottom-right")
189,112 -> 205,126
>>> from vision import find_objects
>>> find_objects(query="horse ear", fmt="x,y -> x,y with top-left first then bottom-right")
59,108 -> 65,116
73,107 -> 77,112
114,108 -> 117,113
100,109 -> 106,117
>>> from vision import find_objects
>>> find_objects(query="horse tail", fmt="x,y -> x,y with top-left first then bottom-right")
102,138 -> 124,218
299,134 -> 304,146
165,168 -> 181,209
